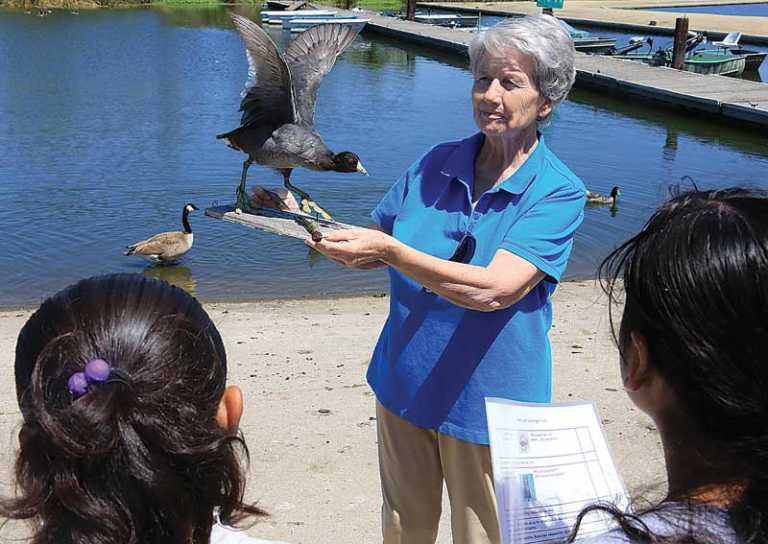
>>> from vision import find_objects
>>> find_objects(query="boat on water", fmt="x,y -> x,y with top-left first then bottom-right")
683,48 -> 746,76
261,9 -> 337,24
694,32 -> 766,72
611,32 -> 748,77
608,36 -> 668,66
412,13 -> 480,28
283,17 -> 370,33
558,20 -> 616,54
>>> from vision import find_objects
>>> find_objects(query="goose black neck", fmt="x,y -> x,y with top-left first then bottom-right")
182,208 -> 192,234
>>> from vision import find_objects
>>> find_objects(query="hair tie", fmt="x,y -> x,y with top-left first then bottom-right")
67,359 -> 112,399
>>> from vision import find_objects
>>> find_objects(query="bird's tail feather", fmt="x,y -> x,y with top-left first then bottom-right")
216,128 -> 243,151
124,246 -> 136,256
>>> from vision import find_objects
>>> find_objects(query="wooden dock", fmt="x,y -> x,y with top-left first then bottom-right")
422,0 -> 768,43
266,1 -> 768,127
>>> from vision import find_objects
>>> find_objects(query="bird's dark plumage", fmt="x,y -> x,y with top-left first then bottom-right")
218,14 -> 366,217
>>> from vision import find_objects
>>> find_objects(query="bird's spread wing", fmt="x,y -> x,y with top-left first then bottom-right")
231,13 -> 297,128
282,23 -> 358,126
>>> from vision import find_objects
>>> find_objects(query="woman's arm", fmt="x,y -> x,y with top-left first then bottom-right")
389,241 -> 545,311
306,228 -> 544,312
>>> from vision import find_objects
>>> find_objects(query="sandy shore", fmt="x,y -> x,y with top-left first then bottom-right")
0,281 -> 665,543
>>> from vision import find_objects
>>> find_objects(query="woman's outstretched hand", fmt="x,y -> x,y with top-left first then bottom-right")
305,228 -> 392,270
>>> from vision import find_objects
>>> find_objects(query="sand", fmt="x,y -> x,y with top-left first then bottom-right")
0,281 -> 665,543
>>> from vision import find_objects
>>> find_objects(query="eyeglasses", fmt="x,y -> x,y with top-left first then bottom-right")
448,233 -> 476,264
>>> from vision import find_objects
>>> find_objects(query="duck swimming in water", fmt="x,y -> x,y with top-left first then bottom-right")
217,15 -> 368,221
586,186 -> 620,207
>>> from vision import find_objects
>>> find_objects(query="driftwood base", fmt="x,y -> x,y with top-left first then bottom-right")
205,205 -> 357,240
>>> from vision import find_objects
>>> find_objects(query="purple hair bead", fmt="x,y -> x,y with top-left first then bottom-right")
85,359 -> 111,383
67,359 -> 112,399
67,372 -> 89,397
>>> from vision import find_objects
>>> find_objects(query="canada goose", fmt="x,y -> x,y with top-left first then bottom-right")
217,15 -> 368,221
124,203 -> 198,264
586,186 -> 620,206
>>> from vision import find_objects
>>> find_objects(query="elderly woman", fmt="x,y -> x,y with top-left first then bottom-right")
305,14 -> 584,544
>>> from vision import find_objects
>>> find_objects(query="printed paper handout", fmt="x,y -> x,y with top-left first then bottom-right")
486,398 -> 629,544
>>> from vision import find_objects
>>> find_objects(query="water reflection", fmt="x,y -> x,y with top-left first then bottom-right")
567,87 -> 768,158
143,265 -> 197,297
157,4 -> 262,29
0,6 -> 766,306
344,40 -> 416,71
585,201 -> 620,218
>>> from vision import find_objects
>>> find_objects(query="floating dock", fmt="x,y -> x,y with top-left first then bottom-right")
421,0 -> 768,43
265,1 -> 768,127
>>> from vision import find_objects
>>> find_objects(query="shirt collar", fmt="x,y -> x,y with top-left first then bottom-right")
440,132 -> 547,196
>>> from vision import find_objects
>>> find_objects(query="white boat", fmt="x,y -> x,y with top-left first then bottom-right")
261,9 -> 336,24
280,13 -> 361,28
285,17 -> 370,32
413,13 -> 479,28
261,9 -> 337,18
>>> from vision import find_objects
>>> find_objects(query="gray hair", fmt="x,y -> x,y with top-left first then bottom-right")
468,14 -> 576,123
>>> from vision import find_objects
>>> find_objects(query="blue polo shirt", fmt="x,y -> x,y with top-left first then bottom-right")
369,132 -> 586,445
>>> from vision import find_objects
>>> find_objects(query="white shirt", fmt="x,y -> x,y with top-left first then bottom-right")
210,522 -> 289,544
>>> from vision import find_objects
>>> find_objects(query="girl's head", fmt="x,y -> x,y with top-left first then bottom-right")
600,188 -> 768,538
3,273 -> 263,543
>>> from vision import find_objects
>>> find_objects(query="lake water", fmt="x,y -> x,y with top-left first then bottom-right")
1,6 -> 767,307
650,2 -> 768,17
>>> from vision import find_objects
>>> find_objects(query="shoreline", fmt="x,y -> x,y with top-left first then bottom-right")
0,280 -> 664,543
0,276 -> 601,313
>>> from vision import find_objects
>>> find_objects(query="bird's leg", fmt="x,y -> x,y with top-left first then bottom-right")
279,170 -> 325,241
235,158 -> 254,214
282,169 -> 333,222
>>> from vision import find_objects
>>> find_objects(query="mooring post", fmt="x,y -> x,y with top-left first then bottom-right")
671,17 -> 689,70
344,0 -> 352,9
406,0 -> 415,20
542,7 -> 554,15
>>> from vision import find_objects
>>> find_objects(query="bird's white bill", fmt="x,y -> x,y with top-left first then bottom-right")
357,162 -> 369,176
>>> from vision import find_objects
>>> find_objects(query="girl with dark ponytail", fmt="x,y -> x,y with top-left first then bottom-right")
1,273 -> 285,544
570,188 -> 768,544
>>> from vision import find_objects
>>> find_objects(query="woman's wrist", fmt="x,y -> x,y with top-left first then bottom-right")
380,233 -> 400,265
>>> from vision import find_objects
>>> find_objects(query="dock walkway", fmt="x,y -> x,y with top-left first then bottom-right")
266,1 -> 768,127
422,0 -> 768,43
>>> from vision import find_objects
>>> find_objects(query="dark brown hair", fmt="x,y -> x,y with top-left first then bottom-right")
2,273 -> 264,543
569,188 -> 768,543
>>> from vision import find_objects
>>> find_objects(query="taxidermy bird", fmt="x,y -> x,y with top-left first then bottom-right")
217,14 -> 368,222
124,203 -> 198,264
586,186 -> 620,207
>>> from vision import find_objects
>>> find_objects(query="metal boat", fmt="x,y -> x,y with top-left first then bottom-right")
261,9 -> 337,24
558,20 -> 616,54
694,32 -> 766,72
683,48 -> 746,76
412,13 -> 480,28
261,9 -> 337,17
283,17 -> 370,33
612,32 -> 748,77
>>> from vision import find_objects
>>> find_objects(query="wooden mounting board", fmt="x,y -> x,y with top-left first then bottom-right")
205,204 -> 358,240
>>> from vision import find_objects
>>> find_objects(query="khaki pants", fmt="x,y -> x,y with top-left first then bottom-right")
376,402 -> 501,544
